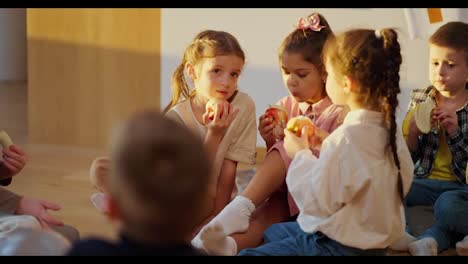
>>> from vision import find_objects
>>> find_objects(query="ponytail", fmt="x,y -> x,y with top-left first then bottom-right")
381,28 -> 404,202
163,62 -> 192,113
385,96 -> 404,202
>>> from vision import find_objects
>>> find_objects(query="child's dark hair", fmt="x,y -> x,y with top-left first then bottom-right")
430,21 -> 468,65
164,30 -> 246,113
429,21 -> 468,89
279,13 -> 333,74
109,110 -> 210,242
323,28 -> 404,202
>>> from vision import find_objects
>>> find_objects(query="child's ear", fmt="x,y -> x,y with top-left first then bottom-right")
320,70 -> 327,84
343,75 -> 358,94
318,65 -> 327,84
342,75 -> 352,94
185,63 -> 197,80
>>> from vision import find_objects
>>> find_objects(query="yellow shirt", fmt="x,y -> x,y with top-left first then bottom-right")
428,128 -> 455,181
402,108 -> 455,181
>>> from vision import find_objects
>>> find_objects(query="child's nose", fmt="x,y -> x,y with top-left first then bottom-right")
437,65 -> 447,76
287,76 -> 297,87
220,74 -> 229,86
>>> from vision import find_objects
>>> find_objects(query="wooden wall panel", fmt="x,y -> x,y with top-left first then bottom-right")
27,9 -> 160,149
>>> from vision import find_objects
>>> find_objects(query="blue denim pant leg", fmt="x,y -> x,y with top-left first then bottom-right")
263,221 -> 302,244
238,222 -> 303,256
421,189 -> 468,252
404,179 -> 464,234
239,231 -> 385,256
405,179 -> 451,207
238,235 -> 301,255
306,233 -> 386,256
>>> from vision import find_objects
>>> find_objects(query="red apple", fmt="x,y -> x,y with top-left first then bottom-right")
264,105 -> 288,126
286,115 -> 315,139
206,98 -> 227,120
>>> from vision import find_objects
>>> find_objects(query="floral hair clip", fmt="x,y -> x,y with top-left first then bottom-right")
296,14 -> 326,33
375,29 -> 382,39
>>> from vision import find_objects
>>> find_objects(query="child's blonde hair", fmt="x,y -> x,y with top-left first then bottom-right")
109,110 -> 210,242
164,30 -> 246,113
323,28 -> 404,201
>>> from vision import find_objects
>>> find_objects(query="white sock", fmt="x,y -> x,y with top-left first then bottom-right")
456,234 -> 468,256
191,195 -> 253,253
198,221 -> 237,256
389,232 -> 417,251
409,237 -> 438,256
191,234 -> 203,249
210,195 -> 255,235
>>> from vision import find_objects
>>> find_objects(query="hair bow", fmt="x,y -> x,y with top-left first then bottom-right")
296,14 -> 326,32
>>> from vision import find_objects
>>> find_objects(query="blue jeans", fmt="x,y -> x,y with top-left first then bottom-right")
238,222 -> 385,256
405,179 -> 468,252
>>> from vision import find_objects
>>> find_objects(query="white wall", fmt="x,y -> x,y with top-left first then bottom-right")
161,8 -> 467,147
0,8 -> 26,81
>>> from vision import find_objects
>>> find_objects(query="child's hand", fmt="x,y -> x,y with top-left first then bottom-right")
273,122 -> 286,140
258,114 -> 284,147
309,128 -> 329,152
203,101 -> 239,137
0,145 -> 27,178
15,197 -> 63,229
284,126 -> 310,159
432,107 -> 458,136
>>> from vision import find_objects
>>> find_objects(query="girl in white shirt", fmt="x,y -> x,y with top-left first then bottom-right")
239,28 -> 414,255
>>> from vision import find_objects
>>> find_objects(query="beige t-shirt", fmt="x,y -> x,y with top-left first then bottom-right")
166,91 -> 257,182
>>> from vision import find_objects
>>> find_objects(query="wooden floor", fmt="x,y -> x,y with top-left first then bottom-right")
1,82 -> 116,241
0,81 -> 265,243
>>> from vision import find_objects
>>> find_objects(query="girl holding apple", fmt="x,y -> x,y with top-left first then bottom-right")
240,27 -> 413,256
192,13 -> 348,255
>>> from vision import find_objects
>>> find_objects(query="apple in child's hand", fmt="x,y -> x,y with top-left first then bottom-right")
286,115 -> 315,139
206,98 -> 227,120
265,105 -> 288,126
265,105 -> 288,139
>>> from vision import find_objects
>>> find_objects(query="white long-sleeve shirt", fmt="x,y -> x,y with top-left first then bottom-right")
286,109 -> 414,250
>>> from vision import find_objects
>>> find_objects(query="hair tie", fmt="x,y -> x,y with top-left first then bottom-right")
375,29 -> 382,39
296,13 -> 326,32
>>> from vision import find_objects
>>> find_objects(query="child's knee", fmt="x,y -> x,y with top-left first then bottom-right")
15,215 -> 42,230
434,191 -> 466,224
0,228 -> 71,256
0,215 -> 41,237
